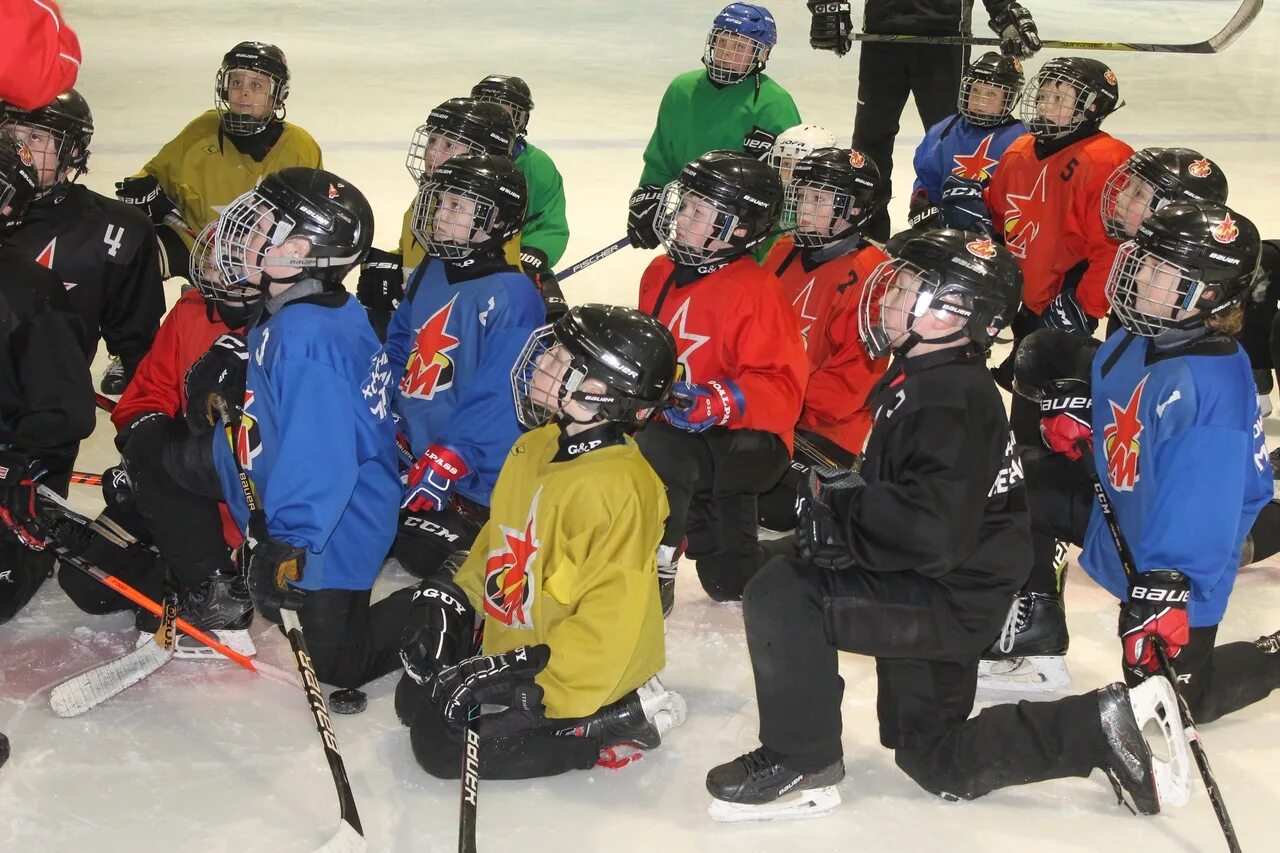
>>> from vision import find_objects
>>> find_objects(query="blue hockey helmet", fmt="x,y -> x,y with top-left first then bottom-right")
704,4 -> 777,85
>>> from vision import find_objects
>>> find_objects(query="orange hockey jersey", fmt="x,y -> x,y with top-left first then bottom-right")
985,131 -> 1133,318
639,255 -> 807,450
761,236 -> 890,454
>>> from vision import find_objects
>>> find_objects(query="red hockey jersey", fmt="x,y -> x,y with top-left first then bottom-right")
985,131 -> 1133,318
761,236 -> 889,453
639,255 -> 807,450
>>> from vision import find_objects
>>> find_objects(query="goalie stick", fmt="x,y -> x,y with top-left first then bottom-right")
50,593 -> 178,717
853,0 -> 1262,54
557,236 -> 630,281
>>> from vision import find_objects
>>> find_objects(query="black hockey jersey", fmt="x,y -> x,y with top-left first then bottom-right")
863,0 -> 1013,36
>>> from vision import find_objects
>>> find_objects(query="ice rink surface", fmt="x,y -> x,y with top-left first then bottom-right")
2,1 -> 1279,850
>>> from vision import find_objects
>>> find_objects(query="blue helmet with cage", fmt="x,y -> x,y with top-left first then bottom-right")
704,4 -> 777,85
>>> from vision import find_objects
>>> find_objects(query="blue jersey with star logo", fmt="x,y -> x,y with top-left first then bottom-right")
912,114 -> 1025,205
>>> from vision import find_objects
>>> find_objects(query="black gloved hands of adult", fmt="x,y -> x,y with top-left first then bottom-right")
796,463 -> 865,571
808,1 -> 854,56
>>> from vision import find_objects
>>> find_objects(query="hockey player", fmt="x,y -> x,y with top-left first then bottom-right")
706,228 -> 1197,822
911,51 -> 1026,232
0,130 -> 95,622
0,89 -> 165,396
385,154 -> 545,581
757,147 -> 889,532
992,204 -> 1280,726
395,305 -> 688,779
626,3 -> 800,251
636,150 -> 807,614
116,42 -> 322,284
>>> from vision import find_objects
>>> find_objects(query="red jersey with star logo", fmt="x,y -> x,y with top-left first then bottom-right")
985,131 -> 1133,317
639,255 -> 808,450
762,236 -> 890,453
399,294 -> 461,400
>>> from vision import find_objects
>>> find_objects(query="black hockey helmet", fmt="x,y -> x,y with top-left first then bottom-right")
405,98 -> 516,184
1107,201 -> 1260,337
859,228 -> 1022,357
215,167 -> 374,290
1100,147 -> 1229,241
512,304 -> 678,429
958,52 -> 1025,127
215,41 -> 289,135
1012,328 -> 1101,402
655,149 -> 782,266
470,75 -> 534,137
784,147 -> 883,248
410,153 -> 527,261
1020,56 -> 1121,139
0,88 -> 94,190
0,130 -> 39,231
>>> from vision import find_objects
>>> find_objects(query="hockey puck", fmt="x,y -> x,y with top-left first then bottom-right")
329,688 -> 367,715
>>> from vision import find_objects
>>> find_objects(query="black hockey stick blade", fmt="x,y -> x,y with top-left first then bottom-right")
854,0 -> 1262,53
458,710 -> 480,853
557,236 -> 630,281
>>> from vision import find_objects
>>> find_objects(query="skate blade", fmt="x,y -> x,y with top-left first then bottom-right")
638,677 -> 688,737
707,785 -> 841,823
976,656 -> 1072,697
1129,676 -> 1192,810
137,629 -> 257,660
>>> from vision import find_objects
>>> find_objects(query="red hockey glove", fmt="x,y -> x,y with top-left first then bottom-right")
662,380 -> 746,433
1039,389 -> 1093,460
403,444 -> 469,513
0,448 -> 48,550
1120,570 -> 1190,673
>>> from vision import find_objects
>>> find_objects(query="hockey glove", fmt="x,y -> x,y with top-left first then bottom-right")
183,334 -> 249,436
742,126 -> 779,160
0,448 -> 47,550
626,185 -> 664,250
400,575 -> 477,686
1039,384 -> 1093,461
989,1 -> 1041,58
403,444 -> 469,513
429,644 -> 551,723
662,380 -> 746,434
907,188 -> 943,231
796,463 -> 864,571
808,0 -> 854,56
356,247 -> 405,313
522,247 -> 567,322
1042,287 -> 1098,337
940,175 -> 995,235
245,535 -> 306,617
1120,570 -> 1190,674
114,174 -> 178,224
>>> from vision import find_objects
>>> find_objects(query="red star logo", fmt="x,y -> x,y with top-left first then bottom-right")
399,295 -> 461,399
1001,165 -> 1047,260
483,487 -> 542,629
792,277 -> 819,345
1103,375 -> 1146,491
951,134 -> 1000,182
232,390 -> 262,470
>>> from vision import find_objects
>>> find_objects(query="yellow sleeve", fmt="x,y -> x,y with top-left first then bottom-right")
399,201 -> 426,270
454,526 -> 491,614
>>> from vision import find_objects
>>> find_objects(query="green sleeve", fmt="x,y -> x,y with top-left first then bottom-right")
638,79 -> 682,187
516,143 -> 569,267
755,81 -> 802,137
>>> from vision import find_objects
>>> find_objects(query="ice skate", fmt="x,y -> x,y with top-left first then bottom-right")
1096,678 -> 1191,815
706,747 -> 844,822
99,355 -> 126,396
562,675 -> 688,768
137,568 -> 255,659
978,590 -> 1071,695
657,543 -> 682,618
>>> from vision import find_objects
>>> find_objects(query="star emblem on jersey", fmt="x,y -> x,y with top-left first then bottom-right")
1002,165 -> 1047,260
951,134 -> 1000,182
400,295 -> 461,400
1188,158 -> 1212,179
792,278 -> 819,344
33,238 -> 77,289
669,298 -> 709,383
234,390 -> 262,471
1211,214 -> 1239,244
483,487 -> 542,629
1103,375 -> 1146,492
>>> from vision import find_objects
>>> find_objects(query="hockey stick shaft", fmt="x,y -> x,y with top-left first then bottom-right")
71,472 -> 103,486
95,393 -> 118,412
163,211 -> 199,239
459,716 -> 480,853
557,236 -> 630,281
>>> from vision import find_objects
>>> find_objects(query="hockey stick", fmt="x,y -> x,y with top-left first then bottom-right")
50,593 -> 178,717
1080,450 -> 1242,852
852,0 -> 1262,54
459,711 -> 480,853
70,471 -> 103,486
214,399 -> 366,853
95,393 -> 118,412
556,236 -> 630,281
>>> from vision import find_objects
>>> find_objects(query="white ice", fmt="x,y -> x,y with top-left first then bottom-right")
2,1 -> 1279,851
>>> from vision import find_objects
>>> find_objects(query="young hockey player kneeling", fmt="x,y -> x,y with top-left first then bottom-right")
395,305 -> 687,779
707,230 -> 1194,822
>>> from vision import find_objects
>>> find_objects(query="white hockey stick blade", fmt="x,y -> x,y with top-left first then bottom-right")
314,819 -> 366,853
707,786 -> 841,823
50,639 -> 174,717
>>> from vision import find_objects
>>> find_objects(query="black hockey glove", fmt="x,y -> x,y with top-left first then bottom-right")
521,246 -> 568,321
906,188 -> 943,231
400,574 -> 477,686
742,126 -> 778,160
940,176 -> 995,235
808,1 -> 854,56
0,448 -> 47,550
626,185 -> 664,250
989,1 -> 1041,58
796,464 -> 865,571
184,334 -> 248,436
114,174 -> 178,224
356,247 -> 404,313
245,536 -> 306,618
1120,570 -> 1190,675
429,643 -> 551,723
1041,286 -> 1098,338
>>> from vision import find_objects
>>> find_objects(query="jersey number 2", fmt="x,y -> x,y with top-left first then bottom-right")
103,224 -> 126,258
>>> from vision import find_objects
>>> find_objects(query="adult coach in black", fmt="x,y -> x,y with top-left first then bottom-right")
808,1 -> 1040,240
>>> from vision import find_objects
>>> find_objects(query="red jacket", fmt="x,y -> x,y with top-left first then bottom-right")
639,255 -> 807,451
0,0 -> 81,110
762,236 -> 889,454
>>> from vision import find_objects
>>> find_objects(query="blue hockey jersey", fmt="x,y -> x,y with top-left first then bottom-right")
385,258 -> 545,506
212,293 -> 401,592
912,115 -> 1025,205
1080,330 -> 1271,627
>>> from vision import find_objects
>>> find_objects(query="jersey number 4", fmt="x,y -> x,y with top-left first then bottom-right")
103,224 -> 126,258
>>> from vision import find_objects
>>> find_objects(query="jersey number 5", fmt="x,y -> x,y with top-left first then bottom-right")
1059,158 -> 1080,183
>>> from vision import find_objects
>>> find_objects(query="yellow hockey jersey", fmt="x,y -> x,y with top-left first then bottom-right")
455,422 -> 668,719
138,111 -> 323,250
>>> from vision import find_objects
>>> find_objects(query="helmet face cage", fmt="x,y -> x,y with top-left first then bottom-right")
190,221 -> 262,316
704,27 -> 769,85
410,181 -> 500,260
1106,241 -> 1216,337
215,64 -> 287,136
858,258 -> 973,358
655,183 -> 742,266
511,326 -> 593,430
471,93 -> 530,138
784,180 -> 859,248
1100,163 -> 1167,241
958,75 -> 1019,127
0,117 -> 88,191
405,124 -> 495,184
1020,67 -> 1102,139
215,187 -> 319,289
